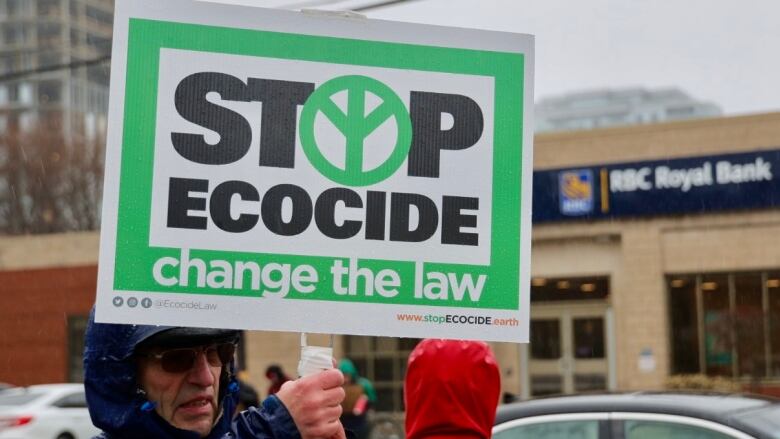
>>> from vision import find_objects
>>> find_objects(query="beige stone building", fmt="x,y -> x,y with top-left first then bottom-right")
3,112 -> 780,409
517,111 -> 780,400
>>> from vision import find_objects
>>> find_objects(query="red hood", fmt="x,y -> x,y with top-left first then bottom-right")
404,339 -> 500,439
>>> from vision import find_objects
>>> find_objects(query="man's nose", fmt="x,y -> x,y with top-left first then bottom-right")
187,351 -> 216,386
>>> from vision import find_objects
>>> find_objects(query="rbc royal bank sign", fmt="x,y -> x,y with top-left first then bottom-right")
534,149 -> 780,222
95,0 -> 534,342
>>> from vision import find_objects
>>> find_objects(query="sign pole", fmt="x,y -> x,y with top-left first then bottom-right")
298,332 -> 335,377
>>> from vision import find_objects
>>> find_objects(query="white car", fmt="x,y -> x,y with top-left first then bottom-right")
0,384 -> 100,439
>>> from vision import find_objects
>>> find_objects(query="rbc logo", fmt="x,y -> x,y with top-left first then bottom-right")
559,170 -> 593,216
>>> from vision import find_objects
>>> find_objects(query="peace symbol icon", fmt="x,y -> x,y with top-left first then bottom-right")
299,75 -> 412,186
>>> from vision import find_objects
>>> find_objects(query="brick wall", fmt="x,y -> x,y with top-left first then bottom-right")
0,265 -> 97,386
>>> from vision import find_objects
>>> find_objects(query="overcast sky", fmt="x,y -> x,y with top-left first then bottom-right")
217,0 -> 780,116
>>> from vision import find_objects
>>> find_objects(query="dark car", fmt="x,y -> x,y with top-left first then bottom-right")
493,392 -> 780,439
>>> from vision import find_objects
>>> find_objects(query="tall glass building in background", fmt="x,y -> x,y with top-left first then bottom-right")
536,87 -> 722,133
0,0 -> 113,233
0,0 -> 113,140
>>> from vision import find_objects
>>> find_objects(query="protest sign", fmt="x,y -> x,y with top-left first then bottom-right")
96,0 -> 534,342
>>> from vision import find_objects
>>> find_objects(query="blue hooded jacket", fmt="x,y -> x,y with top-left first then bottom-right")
83,309 -> 300,439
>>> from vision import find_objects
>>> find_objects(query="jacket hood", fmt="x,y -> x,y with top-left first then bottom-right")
404,339 -> 500,439
83,307 -> 239,439
338,359 -> 358,379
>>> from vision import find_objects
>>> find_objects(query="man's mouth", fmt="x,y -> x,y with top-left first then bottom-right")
182,399 -> 208,407
179,397 -> 213,411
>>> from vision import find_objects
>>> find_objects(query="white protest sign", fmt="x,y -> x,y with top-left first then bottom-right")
96,0 -> 534,342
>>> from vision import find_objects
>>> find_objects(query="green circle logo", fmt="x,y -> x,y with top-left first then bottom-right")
299,75 -> 412,187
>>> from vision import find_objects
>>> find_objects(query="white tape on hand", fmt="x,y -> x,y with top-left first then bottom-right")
298,345 -> 333,377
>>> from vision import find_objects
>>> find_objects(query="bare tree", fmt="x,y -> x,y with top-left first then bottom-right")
0,114 -> 104,234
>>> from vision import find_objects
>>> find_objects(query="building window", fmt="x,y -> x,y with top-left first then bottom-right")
3,23 -> 28,45
38,80 -> 62,104
734,273 -> 765,377
37,22 -> 62,48
573,318 -> 605,359
18,82 -> 33,104
39,52 -> 61,69
37,0 -> 61,16
343,336 -> 419,412
770,277 -> 780,376
6,84 -> 17,102
67,315 -> 89,382
4,0 -> 25,17
85,4 -> 113,26
668,275 -> 699,373
703,273 -> 731,376
86,32 -> 112,53
666,106 -> 695,117
668,271 -> 780,379
530,319 -> 561,359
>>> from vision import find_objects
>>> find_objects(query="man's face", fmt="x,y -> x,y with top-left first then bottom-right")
137,345 -> 223,437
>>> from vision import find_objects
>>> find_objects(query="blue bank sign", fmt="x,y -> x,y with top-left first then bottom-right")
534,149 -> 780,223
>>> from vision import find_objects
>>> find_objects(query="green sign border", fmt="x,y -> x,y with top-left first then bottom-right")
115,18 -> 524,310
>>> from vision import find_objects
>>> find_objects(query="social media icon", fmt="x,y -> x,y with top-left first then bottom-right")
141,298 -> 152,308
112,296 -> 124,307
127,297 -> 139,308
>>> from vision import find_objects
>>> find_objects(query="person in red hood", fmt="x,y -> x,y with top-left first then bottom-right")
404,339 -> 501,439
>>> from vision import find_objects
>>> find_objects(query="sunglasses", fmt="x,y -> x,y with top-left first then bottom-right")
140,343 -> 236,373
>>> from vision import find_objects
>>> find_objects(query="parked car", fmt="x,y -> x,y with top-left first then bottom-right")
493,392 -> 780,439
0,383 -> 99,439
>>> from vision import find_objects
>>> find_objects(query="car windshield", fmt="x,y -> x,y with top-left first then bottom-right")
739,406 -> 780,438
0,392 -> 42,406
